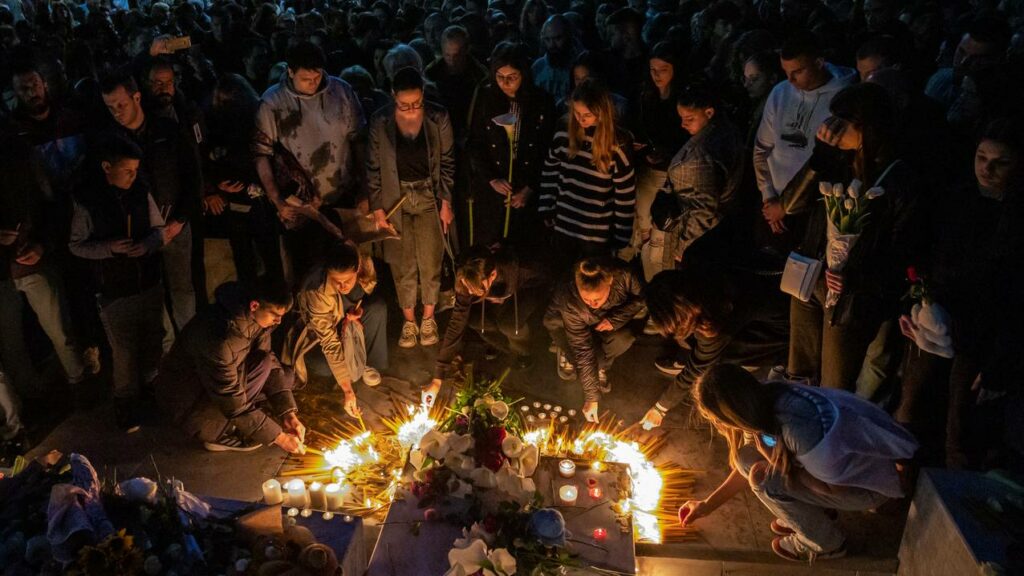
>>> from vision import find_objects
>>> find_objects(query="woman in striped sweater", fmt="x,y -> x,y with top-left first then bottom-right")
539,78 -> 637,271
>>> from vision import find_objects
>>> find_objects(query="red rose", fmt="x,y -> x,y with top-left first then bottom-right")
411,482 -> 425,498
486,427 -> 507,450
482,515 -> 500,534
424,507 -> 439,522
907,266 -> 919,283
481,450 -> 506,471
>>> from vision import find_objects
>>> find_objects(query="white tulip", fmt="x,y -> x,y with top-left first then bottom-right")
819,182 -> 831,196
831,183 -> 844,197
844,198 -> 854,210
865,186 -> 885,199
487,548 -> 517,576
470,467 -> 497,488
848,179 -> 863,198
448,539 -> 488,574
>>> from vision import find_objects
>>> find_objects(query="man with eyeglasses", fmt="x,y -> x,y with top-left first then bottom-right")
369,68 -> 455,350
532,15 -> 577,102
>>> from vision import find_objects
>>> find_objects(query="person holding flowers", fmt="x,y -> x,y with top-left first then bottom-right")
782,82 -> 923,391
895,118 -> 1024,469
466,42 -> 555,248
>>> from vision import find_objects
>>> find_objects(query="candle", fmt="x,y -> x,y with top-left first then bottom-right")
343,515 -> 354,523
559,416 -> 568,423
520,405 -> 530,412
553,406 -> 562,413
532,401 -> 541,408
543,403 -> 552,410
322,512 -> 334,521
558,459 -> 576,478
537,412 -> 547,420
287,507 -> 299,517
593,528 -> 607,541
262,479 -> 283,505
586,477 -> 598,487
331,467 -> 345,482
591,461 -> 603,472
588,486 -> 603,499
309,482 -> 327,510
526,415 -> 535,423
558,485 -> 578,506
325,483 -> 344,510
568,409 -> 577,417
300,508 -> 313,518
286,479 -> 308,508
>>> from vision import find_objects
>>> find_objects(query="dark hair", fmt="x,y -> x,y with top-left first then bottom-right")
978,117 -> 1024,153
250,276 -> 294,309
829,82 -> 897,181
606,6 -> 642,29
856,34 -> 900,66
676,81 -> 718,110
574,257 -> 614,291
391,66 -> 425,93
965,15 -> 1011,52
214,73 -> 259,111
456,245 -> 498,294
702,1 -> 741,26
489,41 -> 532,81
646,268 -> 731,343
99,71 -> 140,95
286,40 -> 326,71
780,32 -> 822,61
9,54 -> 42,81
98,135 -> 144,165
147,58 -> 175,77
441,24 -> 469,46
744,50 -> 783,81
323,242 -> 360,273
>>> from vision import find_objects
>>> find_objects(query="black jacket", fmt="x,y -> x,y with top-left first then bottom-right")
434,248 -> 549,378
155,282 -> 297,444
544,262 -> 644,400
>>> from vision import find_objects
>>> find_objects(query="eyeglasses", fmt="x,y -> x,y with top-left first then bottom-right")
396,100 -> 424,112
495,72 -> 521,84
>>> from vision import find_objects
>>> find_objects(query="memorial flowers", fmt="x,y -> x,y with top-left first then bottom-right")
819,179 -> 885,308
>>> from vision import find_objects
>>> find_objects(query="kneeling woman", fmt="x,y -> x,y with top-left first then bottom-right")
680,364 -> 917,561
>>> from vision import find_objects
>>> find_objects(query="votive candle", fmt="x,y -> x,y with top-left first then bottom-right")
543,403 -> 552,411
262,479 -> 283,505
588,486 -> 603,499
309,482 -> 327,510
286,479 -> 308,508
325,483 -> 344,510
593,528 -> 607,541
558,485 -> 578,506
558,459 -> 576,478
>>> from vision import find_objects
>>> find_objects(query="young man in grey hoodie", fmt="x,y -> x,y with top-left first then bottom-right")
253,41 -> 367,283
754,34 -> 856,235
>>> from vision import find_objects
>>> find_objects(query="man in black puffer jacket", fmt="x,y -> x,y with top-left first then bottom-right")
154,280 -> 306,454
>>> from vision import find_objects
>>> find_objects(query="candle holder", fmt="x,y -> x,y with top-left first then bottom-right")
558,485 -> 578,506
285,479 -> 309,508
588,486 -> 603,499
558,459 -> 576,478
325,483 -> 344,511
593,528 -> 607,542
309,482 -> 328,510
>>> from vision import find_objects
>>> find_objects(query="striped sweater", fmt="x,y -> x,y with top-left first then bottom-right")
538,129 -> 636,246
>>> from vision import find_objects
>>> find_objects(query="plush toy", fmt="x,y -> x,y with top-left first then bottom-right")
911,302 -> 954,358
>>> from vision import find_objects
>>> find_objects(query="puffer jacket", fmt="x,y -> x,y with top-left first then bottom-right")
543,262 -> 644,400
155,282 -> 296,444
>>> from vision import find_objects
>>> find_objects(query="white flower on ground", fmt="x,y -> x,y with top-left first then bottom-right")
419,429 -> 450,460
519,444 -> 539,477
469,522 -> 495,546
495,464 -> 521,496
448,433 -> 474,454
450,478 -> 473,499
501,435 -> 524,458
865,186 -> 885,199
487,548 -> 517,576
447,539 -> 488,574
409,449 -> 427,470
489,401 -> 510,420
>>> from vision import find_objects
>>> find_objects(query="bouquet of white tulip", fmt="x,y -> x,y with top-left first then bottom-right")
819,179 -> 885,308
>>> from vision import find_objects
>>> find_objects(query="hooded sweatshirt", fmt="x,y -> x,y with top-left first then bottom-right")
753,63 -> 856,201
253,74 -> 366,205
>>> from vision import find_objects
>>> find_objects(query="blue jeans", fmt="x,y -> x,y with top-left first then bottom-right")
735,444 -> 889,552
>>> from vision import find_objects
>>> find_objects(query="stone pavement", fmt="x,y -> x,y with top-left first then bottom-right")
23,301 -> 904,574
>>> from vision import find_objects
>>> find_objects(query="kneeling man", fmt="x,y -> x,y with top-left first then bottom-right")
155,280 -> 306,453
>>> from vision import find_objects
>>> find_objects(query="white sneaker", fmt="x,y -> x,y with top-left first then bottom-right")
643,318 -> 660,335
420,317 -> 439,346
399,321 -> 418,348
363,367 -> 382,387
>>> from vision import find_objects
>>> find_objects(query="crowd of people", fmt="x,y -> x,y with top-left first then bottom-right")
1,0 -> 1023,562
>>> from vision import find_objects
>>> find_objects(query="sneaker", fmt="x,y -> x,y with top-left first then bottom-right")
771,535 -> 846,562
556,348 -> 576,381
420,317 -> 439,346
597,368 -> 610,393
643,318 -> 660,335
362,367 -> 382,387
399,321 -> 419,348
83,346 -> 102,375
204,429 -> 262,453
770,518 -> 795,536
767,365 -> 787,382
513,354 -> 534,370
115,400 -> 141,434
655,357 -> 685,376
633,305 -> 648,320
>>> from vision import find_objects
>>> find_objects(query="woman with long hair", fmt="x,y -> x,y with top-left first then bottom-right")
679,364 -> 916,562
783,82 -> 923,391
466,41 -> 556,248
538,78 -> 636,270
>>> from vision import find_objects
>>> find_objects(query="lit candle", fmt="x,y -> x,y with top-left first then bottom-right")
322,512 -> 334,521
343,515 -> 353,523
300,508 -> 313,518
568,409 -> 576,417
543,403 -> 552,411
309,482 -> 327,510
331,467 -> 345,482
287,507 -> 300,517
262,479 -> 283,505
532,401 -> 541,408
558,459 -> 576,478
285,479 -> 308,508
526,415 -> 535,423
520,405 -> 530,412
586,477 -> 598,487
553,406 -> 562,413
588,486 -> 603,499
559,485 -> 578,506
591,461 -> 603,473
559,416 -> 568,423
537,412 -> 547,420
593,528 -> 607,541
325,483 -> 344,511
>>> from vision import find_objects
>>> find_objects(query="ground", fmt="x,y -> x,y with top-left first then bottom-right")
20,291 -> 904,575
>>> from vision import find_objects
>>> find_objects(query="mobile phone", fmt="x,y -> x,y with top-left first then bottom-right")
760,433 -> 777,448
165,36 -> 192,52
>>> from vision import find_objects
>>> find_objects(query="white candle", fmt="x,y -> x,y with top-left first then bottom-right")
520,405 -> 530,412
309,482 -> 328,510
553,406 -> 562,413
325,483 -> 344,510
532,401 -> 541,408
558,459 -> 576,478
286,479 -> 308,508
543,403 -> 552,411
559,485 -> 578,506
262,479 -> 283,505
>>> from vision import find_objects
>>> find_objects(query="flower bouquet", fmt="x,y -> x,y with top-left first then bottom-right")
492,113 -> 518,239
819,179 -> 885,308
903,266 -> 954,358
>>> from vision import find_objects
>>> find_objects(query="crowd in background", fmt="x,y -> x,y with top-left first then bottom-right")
0,0 -> 1023,481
